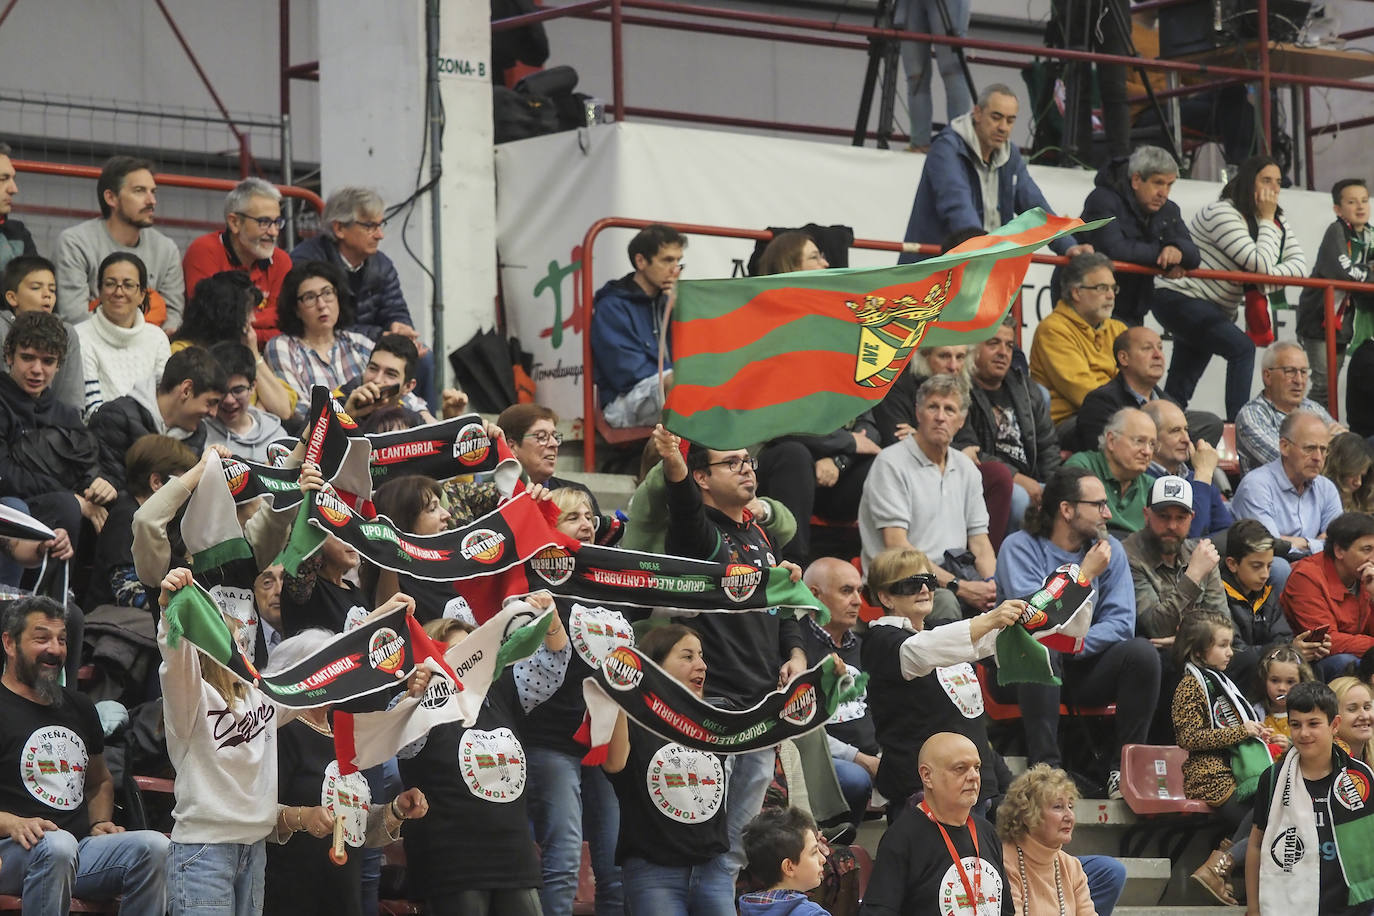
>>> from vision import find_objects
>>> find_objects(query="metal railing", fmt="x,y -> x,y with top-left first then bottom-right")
12,159 -> 325,214
493,0 -> 1374,187
577,216 -> 1374,471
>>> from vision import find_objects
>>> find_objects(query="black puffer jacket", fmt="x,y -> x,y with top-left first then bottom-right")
87,395 -> 206,491
0,372 -> 102,495
1079,157 -> 1200,324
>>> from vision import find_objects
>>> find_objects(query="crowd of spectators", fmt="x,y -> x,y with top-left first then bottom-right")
2,66 -> 1374,916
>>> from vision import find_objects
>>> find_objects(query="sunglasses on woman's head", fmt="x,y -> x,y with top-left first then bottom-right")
887,573 -> 939,595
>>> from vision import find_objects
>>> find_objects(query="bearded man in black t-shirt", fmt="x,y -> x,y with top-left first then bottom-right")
965,321 -> 1061,535
0,596 -> 169,914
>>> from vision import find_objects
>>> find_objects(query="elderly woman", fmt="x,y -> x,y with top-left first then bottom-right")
263,260 -> 425,423
997,765 -> 1096,916
861,547 -> 1022,814
75,251 -> 170,416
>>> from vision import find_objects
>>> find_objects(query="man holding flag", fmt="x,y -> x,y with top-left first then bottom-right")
994,467 -> 1160,800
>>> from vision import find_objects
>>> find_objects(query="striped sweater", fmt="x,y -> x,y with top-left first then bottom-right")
1157,199 -> 1307,319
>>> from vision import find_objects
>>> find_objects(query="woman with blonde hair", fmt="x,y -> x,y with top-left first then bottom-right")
1331,675 -> 1374,767
997,764 -> 1096,915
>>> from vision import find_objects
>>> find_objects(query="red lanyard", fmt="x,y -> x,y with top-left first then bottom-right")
920,800 -> 981,912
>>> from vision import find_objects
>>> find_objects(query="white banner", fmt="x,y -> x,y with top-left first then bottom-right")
494,121 -> 1338,426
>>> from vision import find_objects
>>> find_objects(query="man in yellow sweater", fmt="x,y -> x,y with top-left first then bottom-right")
1029,252 -> 1128,433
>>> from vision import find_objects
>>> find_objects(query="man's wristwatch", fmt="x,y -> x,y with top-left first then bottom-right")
945,579 -> 960,595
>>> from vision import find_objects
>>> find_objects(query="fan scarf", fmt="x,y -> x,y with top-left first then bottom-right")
461,542 -> 826,624
578,648 -> 864,764
333,601 -> 553,774
993,563 -> 1096,686
277,486 -> 577,584
1261,744 -> 1374,912
1184,661 -> 1273,801
219,386 -> 520,508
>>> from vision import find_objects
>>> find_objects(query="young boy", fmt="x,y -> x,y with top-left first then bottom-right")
1297,178 -> 1374,405
739,807 -> 831,916
2,254 -> 84,412
1245,681 -> 1374,916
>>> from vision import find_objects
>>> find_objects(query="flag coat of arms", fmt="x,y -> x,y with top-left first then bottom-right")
662,210 -> 1106,449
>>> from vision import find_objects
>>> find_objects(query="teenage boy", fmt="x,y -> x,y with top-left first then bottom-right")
1245,680 -> 1374,916
1297,179 -> 1374,406
2,255 -> 84,413
738,807 -> 831,916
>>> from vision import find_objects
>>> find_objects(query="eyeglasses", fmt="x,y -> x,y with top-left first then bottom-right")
887,573 -> 940,595
707,455 -> 759,474
101,279 -> 141,293
1077,283 -> 1120,295
1116,435 -> 1157,452
1270,366 -> 1311,378
1073,499 -> 1112,513
349,219 -> 386,233
1280,437 -> 1330,456
523,430 -> 564,446
226,384 -> 252,399
234,212 -> 287,231
297,286 -> 338,307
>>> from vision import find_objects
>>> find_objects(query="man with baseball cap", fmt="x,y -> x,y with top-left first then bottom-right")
1123,475 -> 1228,643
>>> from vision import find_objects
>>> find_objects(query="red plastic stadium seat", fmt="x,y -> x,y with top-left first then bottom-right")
1217,423 -> 1240,479
852,844 -> 874,902
591,385 -> 653,448
849,557 -> 886,623
379,841 -> 425,914
1119,744 -> 1213,816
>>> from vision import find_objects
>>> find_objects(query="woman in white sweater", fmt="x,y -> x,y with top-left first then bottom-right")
1152,155 -> 1307,420
74,252 -> 170,417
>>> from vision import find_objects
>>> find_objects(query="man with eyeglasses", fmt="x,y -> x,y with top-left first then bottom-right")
53,155 -> 185,331
1064,406 -> 1158,537
994,466 -> 1161,800
1235,341 -> 1343,474
858,374 -> 997,623
183,177 -> 293,347
1232,411 -> 1343,595
590,223 -> 686,428
291,187 -> 437,406
1029,252 -> 1129,434
651,422 -> 808,889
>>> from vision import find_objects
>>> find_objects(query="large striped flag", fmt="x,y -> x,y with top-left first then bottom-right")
662,210 -> 1107,449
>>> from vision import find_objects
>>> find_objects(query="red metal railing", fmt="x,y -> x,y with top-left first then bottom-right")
11,159 -> 325,213
578,217 -> 1374,471
494,0 -> 1374,168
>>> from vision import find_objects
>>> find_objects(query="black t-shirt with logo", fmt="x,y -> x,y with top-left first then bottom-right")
1254,766 -> 1374,916
0,682 -> 102,838
398,573 -> 476,626
985,386 -> 1030,476
862,807 -> 1012,916
607,724 -> 728,867
398,682 -> 540,895
265,719 -> 367,916
282,577 -> 369,637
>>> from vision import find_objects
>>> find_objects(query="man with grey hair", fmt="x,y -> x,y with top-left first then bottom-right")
900,84 -> 1092,262
182,177 -> 293,346
0,142 -> 36,275
53,155 -> 185,330
1235,340 -> 1343,473
1064,406 -> 1158,536
1079,144 -> 1200,326
1029,252 -> 1128,428
859,374 -> 996,622
291,187 -> 434,402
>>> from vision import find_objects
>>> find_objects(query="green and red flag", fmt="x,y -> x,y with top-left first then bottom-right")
662,209 -> 1107,449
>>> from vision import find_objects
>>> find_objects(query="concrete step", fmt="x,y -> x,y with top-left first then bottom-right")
553,469 -> 637,515
1117,857 -> 1172,907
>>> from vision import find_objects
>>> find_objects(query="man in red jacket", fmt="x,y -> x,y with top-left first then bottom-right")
182,177 -> 292,347
1281,511 -> 1374,680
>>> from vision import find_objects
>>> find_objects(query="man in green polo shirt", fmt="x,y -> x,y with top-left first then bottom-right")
1064,406 -> 1158,536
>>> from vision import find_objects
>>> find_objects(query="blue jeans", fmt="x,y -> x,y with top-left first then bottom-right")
1079,854 -> 1127,916
621,856 -> 736,916
1316,653 -> 1360,682
1009,481 -> 1032,534
1152,290 -> 1256,420
702,747 -> 776,887
169,840 -> 265,916
831,757 -> 873,827
0,828 -> 169,916
895,0 -> 973,147
526,745 -> 624,916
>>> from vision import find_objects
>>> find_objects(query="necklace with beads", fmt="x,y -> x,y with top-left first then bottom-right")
299,715 -> 332,737
1016,844 -> 1065,916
